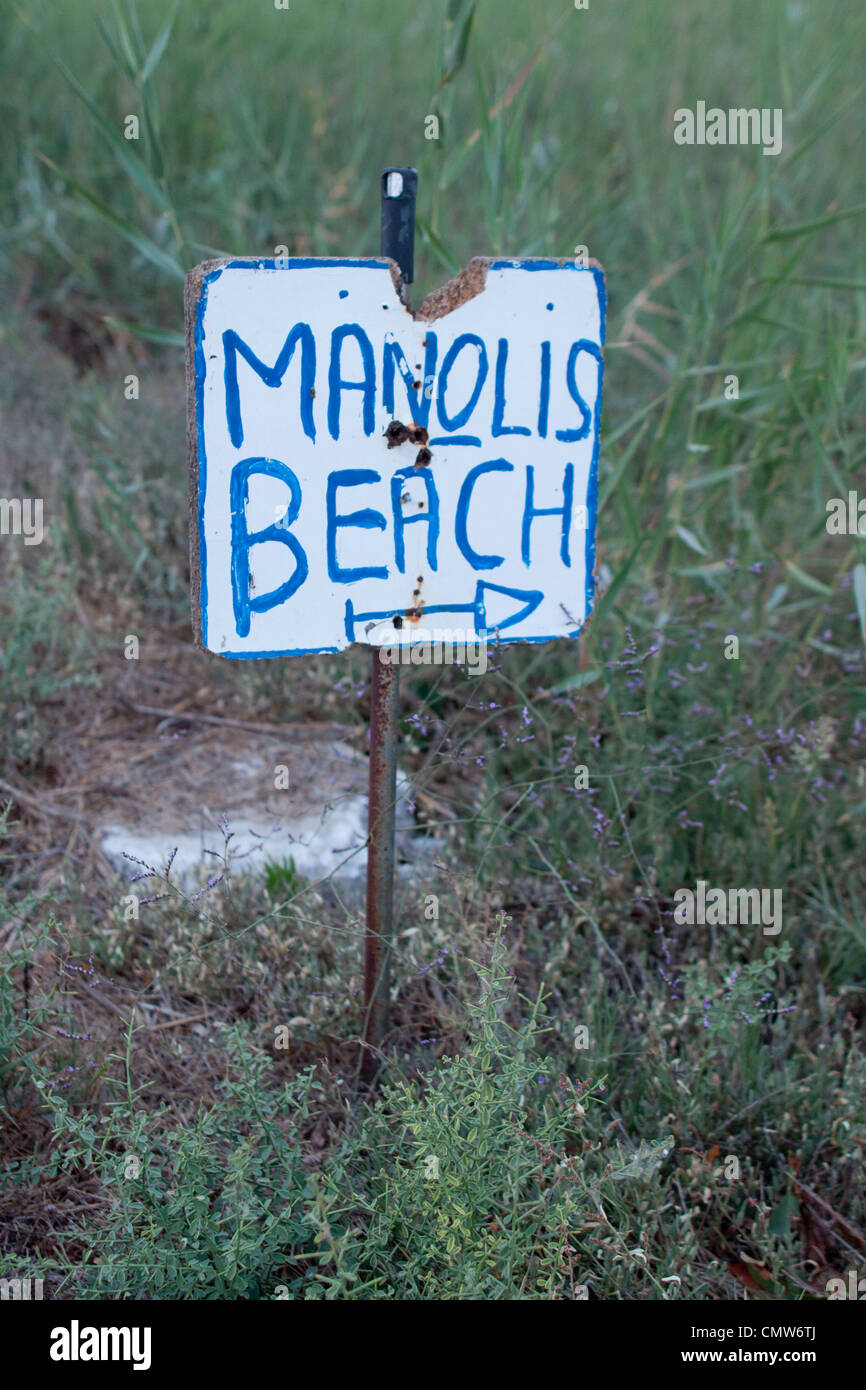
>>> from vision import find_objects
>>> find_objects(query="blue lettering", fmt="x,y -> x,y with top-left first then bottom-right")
555,339 -> 602,443
230,457 -> 308,638
223,325 -> 315,449
436,333 -> 488,441
328,325 -> 376,441
492,338 -> 531,437
538,340 -> 551,438
390,467 -> 440,573
326,469 -> 388,582
455,458 -> 514,571
521,463 -> 574,566
383,331 -> 438,430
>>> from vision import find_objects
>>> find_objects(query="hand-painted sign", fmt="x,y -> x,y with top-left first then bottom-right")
186,255 -> 605,657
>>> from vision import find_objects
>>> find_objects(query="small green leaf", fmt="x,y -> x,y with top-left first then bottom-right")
140,0 -> 180,85
104,316 -> 184,347
416,216 -> 459,274
783,559 -> 832,596
768,1190 -> 797,1238
675,525 -> 708,556
551,669 -> 601,694
762,203 -> 866,242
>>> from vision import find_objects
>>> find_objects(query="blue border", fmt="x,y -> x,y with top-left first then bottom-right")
194,268 -> 218,650
193,259 -> 605,658
225,257 -> 394,271
584,266 -> 606,632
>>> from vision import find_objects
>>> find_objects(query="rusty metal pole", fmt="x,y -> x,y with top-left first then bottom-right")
361,168 -> 417,1083
363,653 -> 400,1079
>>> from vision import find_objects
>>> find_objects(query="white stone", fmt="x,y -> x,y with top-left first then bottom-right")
96,732 -> 413,891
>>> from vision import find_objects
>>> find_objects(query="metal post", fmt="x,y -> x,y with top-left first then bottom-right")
363,653 -> 400,1080
361,168 -> 417,1083
379,167 -> 417,290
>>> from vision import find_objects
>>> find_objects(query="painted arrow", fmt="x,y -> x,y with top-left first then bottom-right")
344,580 -> 544,643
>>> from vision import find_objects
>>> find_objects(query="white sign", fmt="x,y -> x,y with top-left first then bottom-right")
186,256 -> 605,657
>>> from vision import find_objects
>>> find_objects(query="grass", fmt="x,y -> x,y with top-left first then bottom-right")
0,0 -> 864,1299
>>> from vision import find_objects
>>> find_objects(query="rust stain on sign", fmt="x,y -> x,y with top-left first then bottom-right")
385,419 -> 429,449
405,575 -> 425,624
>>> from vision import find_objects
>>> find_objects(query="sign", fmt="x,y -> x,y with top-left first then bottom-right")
186,255 -> 605,658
